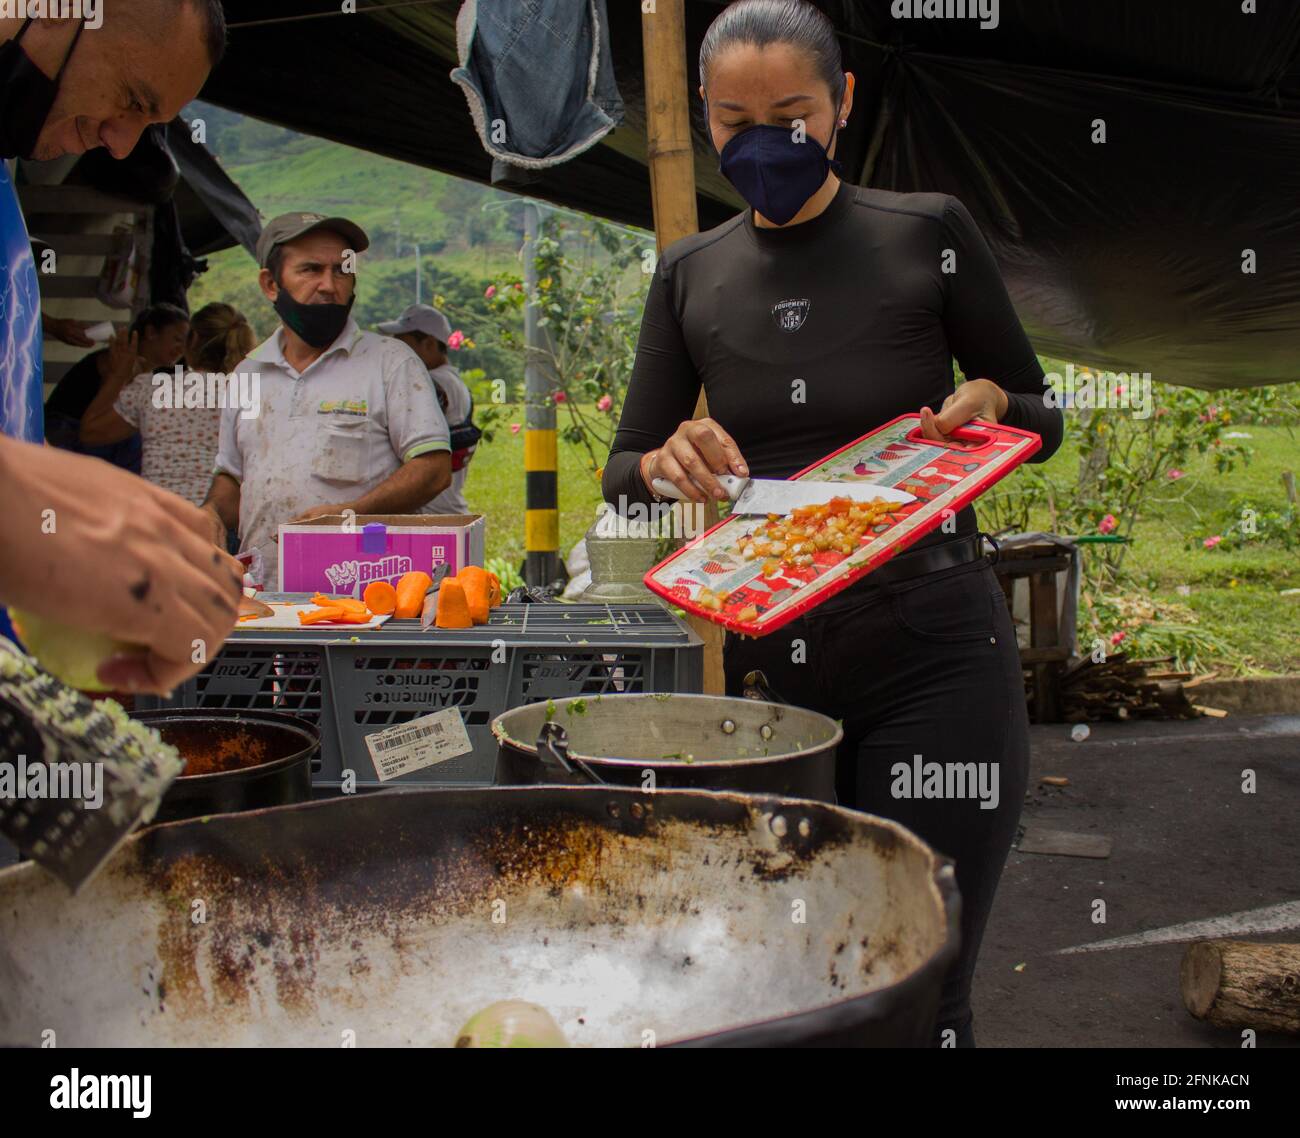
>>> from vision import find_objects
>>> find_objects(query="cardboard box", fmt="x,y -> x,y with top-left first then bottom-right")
279,514 -> 486,597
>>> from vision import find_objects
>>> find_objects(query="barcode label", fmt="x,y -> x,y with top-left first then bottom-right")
372,720 -> 445,753
364,710 -> 472,781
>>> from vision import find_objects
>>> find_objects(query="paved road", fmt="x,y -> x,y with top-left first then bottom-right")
972,714 -> 1300,1048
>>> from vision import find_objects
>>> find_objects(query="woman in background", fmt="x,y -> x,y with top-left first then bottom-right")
80,303 -> 256,511
44,302 -> 190,473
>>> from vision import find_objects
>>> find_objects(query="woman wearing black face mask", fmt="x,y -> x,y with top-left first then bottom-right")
604,0 -> 1063,1048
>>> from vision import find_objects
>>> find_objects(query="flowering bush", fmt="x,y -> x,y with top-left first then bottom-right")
454,214 -> 652,479
1189,498 -> 1299,553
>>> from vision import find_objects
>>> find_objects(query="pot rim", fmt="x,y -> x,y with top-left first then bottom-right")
491,692 -> 844,769
129,709 -> 320,783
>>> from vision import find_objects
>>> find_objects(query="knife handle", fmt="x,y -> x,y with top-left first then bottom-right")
650,473 -> 746,501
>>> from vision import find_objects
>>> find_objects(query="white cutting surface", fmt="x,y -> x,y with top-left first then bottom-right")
237,603 -> 391,631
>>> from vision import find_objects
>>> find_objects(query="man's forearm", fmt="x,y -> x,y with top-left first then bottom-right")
202,473 -> 241,534
350,453 -> 450,515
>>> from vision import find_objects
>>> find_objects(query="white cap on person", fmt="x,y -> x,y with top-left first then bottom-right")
377,304 -> 453,345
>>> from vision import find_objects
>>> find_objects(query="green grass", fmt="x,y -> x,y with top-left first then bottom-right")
466,405 -> 609,572
1018,424 -> 1299,674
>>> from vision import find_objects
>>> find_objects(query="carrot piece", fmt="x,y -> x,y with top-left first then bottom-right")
327,598 -> 369,616
394,571 -> 433,619
486,571 -> 503,608
458,566 -> 491,625
336,611 -> 375,624
362,581 -> 397,615
435,579 -> 474,629
299,607 -> 346,625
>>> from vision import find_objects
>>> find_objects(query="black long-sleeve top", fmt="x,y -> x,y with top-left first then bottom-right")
603,181 -> 1062,549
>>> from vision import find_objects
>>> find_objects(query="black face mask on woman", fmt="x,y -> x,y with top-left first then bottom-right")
273,287 -> 356,351
0,19 -> 86,160
706,93 -> 844,226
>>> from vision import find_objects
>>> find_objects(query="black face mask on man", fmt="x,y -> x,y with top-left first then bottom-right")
273,286 -> 356,351
0,19 -> 86,160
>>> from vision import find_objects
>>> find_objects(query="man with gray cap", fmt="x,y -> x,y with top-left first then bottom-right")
377,304 -> 480,516
201,213 -> 452,588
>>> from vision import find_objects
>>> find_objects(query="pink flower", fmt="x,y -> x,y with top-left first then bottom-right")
509,423 -> 521,436
553,391 -> 567,404
1098,514 -> 1118,535
447,330 -> 465,351
597,394 -> 613,412
1110,631 -> 1126,647
1167,469 -> 1184,480
484,285 -> 497,299
1203,535 -> 1222,549
514,283 -> 523,291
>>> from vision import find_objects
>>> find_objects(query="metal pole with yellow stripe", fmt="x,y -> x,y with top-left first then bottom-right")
523,200 -> 562,587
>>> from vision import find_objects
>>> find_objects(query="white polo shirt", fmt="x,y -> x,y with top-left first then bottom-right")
215,318 -> 450,588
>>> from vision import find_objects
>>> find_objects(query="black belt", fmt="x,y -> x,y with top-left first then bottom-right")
859,532 -> 997,589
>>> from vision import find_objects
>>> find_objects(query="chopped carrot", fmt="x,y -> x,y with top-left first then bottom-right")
435,579 -> 474,629
363,581 -> 397,615
299,607 -> 346,625
394,571 -> 433,619
324,598 -> 369,616
458,566 -> 491,625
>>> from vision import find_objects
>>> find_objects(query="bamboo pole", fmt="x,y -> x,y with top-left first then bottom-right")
641,0 -> 726,695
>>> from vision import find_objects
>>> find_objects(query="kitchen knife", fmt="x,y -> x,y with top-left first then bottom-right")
650,473 -> 915,514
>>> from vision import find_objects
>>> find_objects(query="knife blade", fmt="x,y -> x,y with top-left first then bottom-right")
650,473 -> 915,514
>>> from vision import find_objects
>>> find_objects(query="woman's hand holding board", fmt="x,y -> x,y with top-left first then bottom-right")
918,378 -> 1009,445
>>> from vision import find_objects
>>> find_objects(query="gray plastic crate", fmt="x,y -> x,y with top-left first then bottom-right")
136,602 -> 703,787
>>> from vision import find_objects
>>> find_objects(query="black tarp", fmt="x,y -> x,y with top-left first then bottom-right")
71,119 -> 262,310
203,0 -> 1300,389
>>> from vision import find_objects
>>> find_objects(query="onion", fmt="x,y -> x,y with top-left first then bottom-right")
9,610 -> 144,693
455,1000 -> 569,1048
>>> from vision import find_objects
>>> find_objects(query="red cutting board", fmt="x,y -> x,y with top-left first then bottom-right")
644,413 -> 1041,636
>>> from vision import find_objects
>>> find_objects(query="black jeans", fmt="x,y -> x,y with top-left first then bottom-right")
722,555 -> 1029,1047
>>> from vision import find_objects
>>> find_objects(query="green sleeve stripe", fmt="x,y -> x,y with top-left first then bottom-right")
404,441 -> 452,462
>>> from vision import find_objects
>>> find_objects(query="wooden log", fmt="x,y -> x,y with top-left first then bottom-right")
1181,940 -> 1300,1034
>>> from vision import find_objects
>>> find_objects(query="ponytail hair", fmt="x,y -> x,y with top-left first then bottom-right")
187,303 -> 257,374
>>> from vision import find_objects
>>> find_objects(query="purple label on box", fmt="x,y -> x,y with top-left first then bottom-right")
281,531 -> 464,596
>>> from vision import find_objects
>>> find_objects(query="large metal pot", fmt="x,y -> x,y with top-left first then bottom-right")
130,709 -> 318,825
0,787 -> 960,1047
492,692 -> 840,801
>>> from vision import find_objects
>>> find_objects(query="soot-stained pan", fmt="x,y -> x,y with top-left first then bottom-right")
0,787 -> 960,1047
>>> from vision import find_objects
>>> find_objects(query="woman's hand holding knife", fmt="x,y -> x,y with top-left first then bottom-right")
639,418 -> 750,505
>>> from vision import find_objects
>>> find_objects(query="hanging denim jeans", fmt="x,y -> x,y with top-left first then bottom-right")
451,0 -> 624,185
